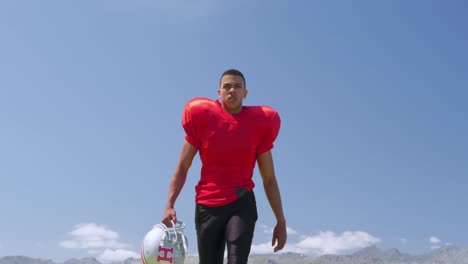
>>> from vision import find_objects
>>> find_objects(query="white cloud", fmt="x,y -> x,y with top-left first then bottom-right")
430,236 -> 441,244
251,242 -> 277,255
259,224 -> 298,235
400,238 -> 407,244
286,227 -> 297,235
296,231 -> 380,255
251,230 -> 380,255
60,223 -> 131,250
98,249 -> 140,263
431,245 -> 441,250
287,227 -> 298,235
60,223 -> 138,263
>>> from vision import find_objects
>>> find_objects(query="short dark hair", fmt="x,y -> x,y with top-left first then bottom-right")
220,69 -> 246,87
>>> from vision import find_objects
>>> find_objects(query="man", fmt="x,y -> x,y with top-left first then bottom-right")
162,69 -> 286,264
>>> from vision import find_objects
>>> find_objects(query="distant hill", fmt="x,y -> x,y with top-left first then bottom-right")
2,245 -> 468,264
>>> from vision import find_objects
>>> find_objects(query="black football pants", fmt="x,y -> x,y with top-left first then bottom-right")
195,191 -> 258,264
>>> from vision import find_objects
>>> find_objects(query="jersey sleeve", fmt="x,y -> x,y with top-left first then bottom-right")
256,109 -> 281,155
182,100 -> 202,149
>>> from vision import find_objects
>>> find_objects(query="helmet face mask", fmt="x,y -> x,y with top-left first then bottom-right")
141,221 -> 188,264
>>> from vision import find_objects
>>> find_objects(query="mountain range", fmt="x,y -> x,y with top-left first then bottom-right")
2,245 -> 468,264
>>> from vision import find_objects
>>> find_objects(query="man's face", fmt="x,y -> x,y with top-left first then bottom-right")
218,75 -> 247,114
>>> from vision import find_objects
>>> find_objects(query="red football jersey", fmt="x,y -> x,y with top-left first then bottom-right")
182,97 -> 281,206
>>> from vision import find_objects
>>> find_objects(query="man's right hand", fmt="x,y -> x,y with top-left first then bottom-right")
162,207 -> 177,227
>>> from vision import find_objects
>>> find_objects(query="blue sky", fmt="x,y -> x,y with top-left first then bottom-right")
1,0 -> 467,262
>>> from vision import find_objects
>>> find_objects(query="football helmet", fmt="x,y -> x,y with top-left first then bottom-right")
141,221 -> 188,264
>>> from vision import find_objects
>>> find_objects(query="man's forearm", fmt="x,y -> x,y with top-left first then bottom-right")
263,175 -> 286,223
166,168 -> 188,209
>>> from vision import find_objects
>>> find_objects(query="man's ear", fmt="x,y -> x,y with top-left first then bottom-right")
244,89 -> 248,98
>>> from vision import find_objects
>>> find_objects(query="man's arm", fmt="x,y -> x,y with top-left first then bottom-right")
257,150 -> 287,252
162,140 -> 198,226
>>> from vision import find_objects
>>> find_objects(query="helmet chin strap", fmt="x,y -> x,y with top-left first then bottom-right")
164,220 -> 188,252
